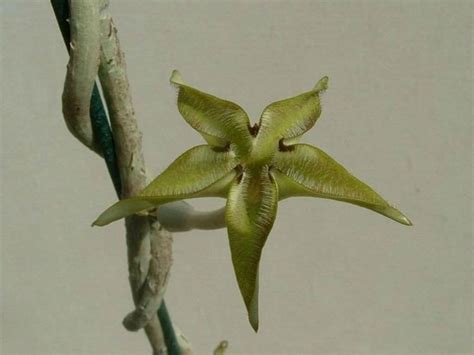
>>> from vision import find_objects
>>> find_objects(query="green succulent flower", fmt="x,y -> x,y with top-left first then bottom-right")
94,70 -> 412,331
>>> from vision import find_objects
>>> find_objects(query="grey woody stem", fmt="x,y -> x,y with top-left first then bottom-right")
97,4 -> 169,353
62,0 -> 102,155
61,1 -> 224,353
123,218 -> 171,331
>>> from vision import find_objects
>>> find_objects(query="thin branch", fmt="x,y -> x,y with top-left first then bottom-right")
97,4 -> 170,353
187,207 -> 226,231
61,0 -> 102,155
54,0 -> 182,353
55,1 -> 193,353
158,202 -> 226,232
52,0 -> 123,193
123,219 -> 171,331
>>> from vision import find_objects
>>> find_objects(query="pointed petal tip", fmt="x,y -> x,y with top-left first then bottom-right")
91,218 -> 106,227
170,69 -> 184,85
384,206 -> 413,226
249,316 -> 259,333
314,76 -> 329,92
247,293 -> 260,333
399,214 -> 413,226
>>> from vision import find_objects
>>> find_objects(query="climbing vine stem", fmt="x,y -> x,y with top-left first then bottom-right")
51,1 -> 180,354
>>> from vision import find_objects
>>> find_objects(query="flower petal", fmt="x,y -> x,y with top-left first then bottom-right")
225,167 -> 278,331
93,145 -> 237,226
170,70 -> 253,157
272,144 -> 412,225
251,77 -> 328,163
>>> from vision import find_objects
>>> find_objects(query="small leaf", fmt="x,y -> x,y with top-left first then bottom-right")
170,70 -> 253,157
251,77 -> 328,164
93,145 -> 237,226
272,144 -> 412,225
225,167 -> 278,331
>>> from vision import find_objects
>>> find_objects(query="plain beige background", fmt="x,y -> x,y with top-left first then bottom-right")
1,0 -> 472,354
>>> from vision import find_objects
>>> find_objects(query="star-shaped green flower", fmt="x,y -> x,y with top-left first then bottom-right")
94,70 -> 412,331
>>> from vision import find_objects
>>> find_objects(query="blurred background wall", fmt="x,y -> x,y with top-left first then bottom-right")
1,1 -> 472,354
